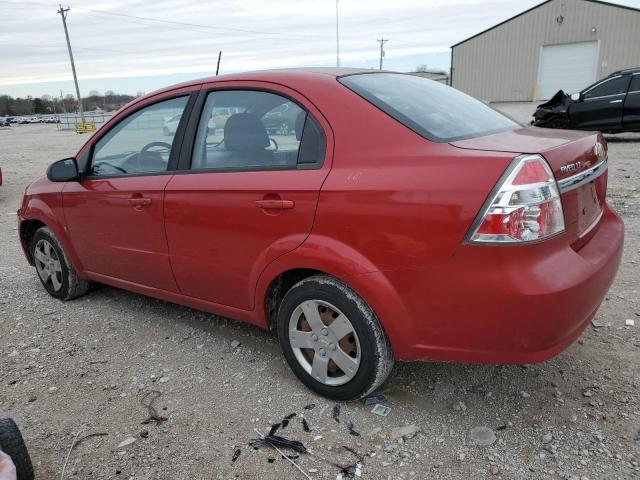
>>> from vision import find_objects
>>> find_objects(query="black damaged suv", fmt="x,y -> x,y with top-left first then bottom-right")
533,67 -> 640,133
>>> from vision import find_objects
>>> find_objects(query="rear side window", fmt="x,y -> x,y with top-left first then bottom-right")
191,90 -> 324,171
583,76 -> 629,99
338,73 -> 517,142
629,75 -> 640,93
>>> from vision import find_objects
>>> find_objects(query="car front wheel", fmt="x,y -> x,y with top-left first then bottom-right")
277,275 -> 394,400
31,226 -> 89,300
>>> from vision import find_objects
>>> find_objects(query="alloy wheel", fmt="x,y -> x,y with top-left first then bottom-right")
33,239 -> 63,292
288,299 -> 361,386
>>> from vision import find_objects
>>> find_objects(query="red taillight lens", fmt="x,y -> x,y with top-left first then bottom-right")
467,155 -> 564,243
511,159 -> 549,184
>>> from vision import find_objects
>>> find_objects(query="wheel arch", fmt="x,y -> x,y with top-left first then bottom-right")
19,209 -> 84,273
257,263 -> 408,359
19,218 -> 46,264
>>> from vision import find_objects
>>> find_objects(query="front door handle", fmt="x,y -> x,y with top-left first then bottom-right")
255,199 -> 295,210
128,197 -> 152,209
609,99 -> 623,104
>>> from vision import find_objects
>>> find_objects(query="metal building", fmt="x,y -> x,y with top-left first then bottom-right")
451,0 -> 640,101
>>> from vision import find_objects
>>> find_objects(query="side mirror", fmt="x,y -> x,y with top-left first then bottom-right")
47,158 -> 79,182
570,92 -> 581,101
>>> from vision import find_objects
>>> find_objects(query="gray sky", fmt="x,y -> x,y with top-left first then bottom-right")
2,0 -> 638,97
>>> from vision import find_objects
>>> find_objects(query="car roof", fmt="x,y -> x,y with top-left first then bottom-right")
142,67 -> 385,99
611,67 -> 640,75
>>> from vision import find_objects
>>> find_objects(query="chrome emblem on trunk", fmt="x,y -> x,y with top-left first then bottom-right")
560,162 -> 582,174
594,142 -> 605,160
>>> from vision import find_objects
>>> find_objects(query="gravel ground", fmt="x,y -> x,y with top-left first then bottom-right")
0,123 -> 638,480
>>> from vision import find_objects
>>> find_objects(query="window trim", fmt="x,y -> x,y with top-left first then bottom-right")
628,72 -> 640,94
83,92 -> 197,180
179,87 -> 326,174
582,75 -> 630,101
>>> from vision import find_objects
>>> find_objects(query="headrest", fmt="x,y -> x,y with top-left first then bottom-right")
224,113 -> 269,151
295,111 -> 307,141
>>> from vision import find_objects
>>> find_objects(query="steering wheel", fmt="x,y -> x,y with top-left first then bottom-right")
138,141 -> 172,170
269,138 -> 279,151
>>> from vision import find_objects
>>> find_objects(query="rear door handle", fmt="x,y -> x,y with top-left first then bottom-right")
128,197 -> 152,209
609,99 -> 623,104
255,199 -> 295,210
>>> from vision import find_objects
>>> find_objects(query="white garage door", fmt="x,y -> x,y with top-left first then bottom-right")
538,42 -> 598,100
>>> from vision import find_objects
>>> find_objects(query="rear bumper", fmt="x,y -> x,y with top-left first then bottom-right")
363,204 -> 624,363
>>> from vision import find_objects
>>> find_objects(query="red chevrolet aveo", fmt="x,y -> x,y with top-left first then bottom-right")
19,69 -> 623,400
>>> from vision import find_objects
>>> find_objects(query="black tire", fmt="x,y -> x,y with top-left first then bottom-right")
0,418 -> 34,480
277,275 -> 394,400
30,226 -> 89,300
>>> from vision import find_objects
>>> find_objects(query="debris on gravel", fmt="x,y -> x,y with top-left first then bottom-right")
469,426 -> 497,446
116,436 -> 136,449
390,424 -> 420,440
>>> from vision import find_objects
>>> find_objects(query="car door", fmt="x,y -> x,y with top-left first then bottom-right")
63,94 -> 194,291
569,75 -> 630,131
623,73 -> 640,131
164,84 -> 332,310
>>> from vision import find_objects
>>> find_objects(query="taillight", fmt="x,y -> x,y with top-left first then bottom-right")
466,154 -> 564,244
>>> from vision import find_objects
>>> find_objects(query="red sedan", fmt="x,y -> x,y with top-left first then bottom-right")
18,69 -> 623,400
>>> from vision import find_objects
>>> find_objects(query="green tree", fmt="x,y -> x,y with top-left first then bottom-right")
33,97 -> 47,114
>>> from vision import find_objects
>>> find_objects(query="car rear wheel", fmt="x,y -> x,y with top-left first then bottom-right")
31,226 -> 89,300
277,275 -> 394,400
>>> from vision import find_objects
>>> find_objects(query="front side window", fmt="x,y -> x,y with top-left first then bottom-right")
90,96 -> 188,176
338,73 -> 518,142
191,90 -> 318,170
583,76 -> 629,99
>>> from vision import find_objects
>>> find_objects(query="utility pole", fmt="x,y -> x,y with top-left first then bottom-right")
377,38 -> 388,70
336,0 -> 340,67
57,5 -> 85,123
216,51 -> 222,76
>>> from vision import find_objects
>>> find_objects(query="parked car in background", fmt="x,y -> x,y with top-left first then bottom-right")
0,118 -> 10,127
533,68 -> 640,132
162,114 -> 182,136
262,101 -> 299,135
164,113 -> 215,136
18,69 -> 623,400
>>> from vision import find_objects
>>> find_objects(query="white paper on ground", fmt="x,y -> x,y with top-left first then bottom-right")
0,450 -> 17,480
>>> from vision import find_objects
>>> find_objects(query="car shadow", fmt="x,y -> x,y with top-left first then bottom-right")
86,282 -> 579,414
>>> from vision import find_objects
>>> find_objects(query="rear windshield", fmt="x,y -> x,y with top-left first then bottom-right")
338,73 -> 518,142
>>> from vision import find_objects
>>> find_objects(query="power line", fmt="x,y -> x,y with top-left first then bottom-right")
72,5 -> 327,40
1,43 -> 143,55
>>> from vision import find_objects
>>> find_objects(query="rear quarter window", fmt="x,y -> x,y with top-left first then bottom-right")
338,73 -> 518,142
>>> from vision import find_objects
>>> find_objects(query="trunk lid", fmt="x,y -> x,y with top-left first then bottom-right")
452,127 -> 608,245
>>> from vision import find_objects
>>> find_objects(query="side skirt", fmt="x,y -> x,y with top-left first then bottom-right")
83,271 -> 263,327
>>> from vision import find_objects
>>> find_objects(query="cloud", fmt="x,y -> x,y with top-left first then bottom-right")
2,0 -> 637,95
